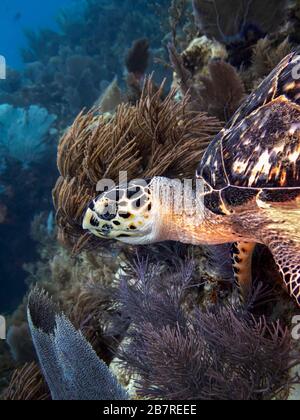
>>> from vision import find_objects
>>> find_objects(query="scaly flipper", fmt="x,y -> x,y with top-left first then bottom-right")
266,236 -> 300,307
231,242 -> 256,303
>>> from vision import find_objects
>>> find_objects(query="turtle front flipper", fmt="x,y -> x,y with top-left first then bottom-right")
231,242 -> 256,303
266,236 -> 300,307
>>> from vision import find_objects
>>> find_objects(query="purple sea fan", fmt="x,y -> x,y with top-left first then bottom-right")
117,256 -> 300,400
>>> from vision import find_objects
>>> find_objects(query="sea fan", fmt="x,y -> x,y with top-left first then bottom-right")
27,288 -> 128,401
192,0 -> 288,44
125,38 -> 150,77
199,60 -> 245,121
0,104 -> 56,169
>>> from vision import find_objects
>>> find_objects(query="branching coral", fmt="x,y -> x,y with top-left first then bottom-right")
2,362 -> 50,401
192,0 -> 290,68
168,43 -> 204,110
199,60 -> 246,122
169,44 -> 244,120
125,38 -> 150,79
168,0 -> 196,47
53,80 -> 221,251
117,256 -> 300,400
250,37 -> 292,83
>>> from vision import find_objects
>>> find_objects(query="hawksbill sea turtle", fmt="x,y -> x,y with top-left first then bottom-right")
83,52 -> 300,307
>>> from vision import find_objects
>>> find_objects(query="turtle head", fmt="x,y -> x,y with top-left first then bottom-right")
83,177 -> 212,246
82,180 -> 157,244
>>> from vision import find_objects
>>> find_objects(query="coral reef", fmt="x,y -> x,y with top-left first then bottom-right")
4,249 -> 298,400
192,0 -> 289,67
3,0 -> 300,402
0,0 -> 175,313
0,0 -> 174,126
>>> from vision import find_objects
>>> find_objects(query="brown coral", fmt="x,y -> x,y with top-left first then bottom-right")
181,36 -> 228,76
168,40 -> 244,120
125,38 -> 150,79
2,363 -> 50,401
199,60 -> 246,122
192,0 -> 289,42
250,37 -> 292,83
53,80 -> 221,251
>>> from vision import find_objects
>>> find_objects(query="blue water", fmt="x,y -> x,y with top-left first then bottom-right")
0,0 -> 75,68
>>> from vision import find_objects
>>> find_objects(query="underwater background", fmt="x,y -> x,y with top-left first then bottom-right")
1,0 -> 300,400
0,0 -> 78,312
0,0 -> 74,69
0,0 -> 170,314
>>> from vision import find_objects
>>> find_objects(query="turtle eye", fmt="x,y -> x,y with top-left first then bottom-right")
100,211 -> 116,221
97,201 -> 118,221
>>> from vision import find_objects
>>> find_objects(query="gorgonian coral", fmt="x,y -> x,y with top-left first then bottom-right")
117,256 -> 300,400
0,104 -> 56,169
192,0 -> 288,44
125,38 -> 150,79
2,363 -> 50,401
27,288 -> 128,401
198,60 -> 245,121
168,42 -> 245,120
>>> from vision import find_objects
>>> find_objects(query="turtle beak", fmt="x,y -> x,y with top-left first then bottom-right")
82,208 -> 94,230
